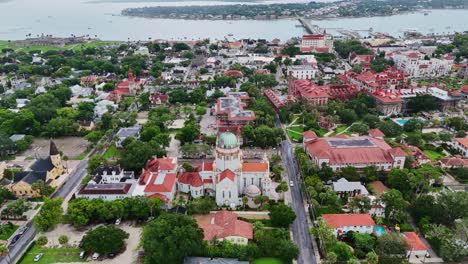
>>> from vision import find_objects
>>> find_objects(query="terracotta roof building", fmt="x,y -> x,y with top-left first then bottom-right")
322,213 -> 376,236
303,131 -> 406,171
288,77 -> 357,105
194,211 -> 253,245
453,138 -> 468,158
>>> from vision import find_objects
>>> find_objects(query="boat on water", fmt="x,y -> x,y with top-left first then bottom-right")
228,33 -> 234,36
424,12 -> 429,16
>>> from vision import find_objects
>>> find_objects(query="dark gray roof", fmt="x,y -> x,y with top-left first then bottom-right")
13,171 -> 47,185
30,157 -> 54,172
50,141 -> 60,156
92,165 -> 122,177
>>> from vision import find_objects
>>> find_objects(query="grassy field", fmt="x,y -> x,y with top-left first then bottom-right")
253,258 -> 284,264
103,145 -> 120,159
423,150 -> 445,161
287,126 -> 304,141
18,244 -> 84,264
0,40 -> 121,53
0,224 -> 19,240
329,125 -> 347,137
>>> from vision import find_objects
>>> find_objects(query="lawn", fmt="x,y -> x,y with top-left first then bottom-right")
286,126 -> 304,141
18,243 -> 84,264
423,150 -> 445,161
253,258 -> 284,264
103,145 -> 120,159
329,125 -> 347,137
0,224 -> 19,240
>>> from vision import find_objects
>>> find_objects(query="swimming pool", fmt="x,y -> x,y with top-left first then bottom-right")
374,226 -> 387,236
394,119 -> 409,125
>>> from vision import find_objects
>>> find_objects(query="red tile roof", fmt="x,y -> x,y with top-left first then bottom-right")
368,181 -> 388,198
201,161 -> 214,172
195,211 -> 253,241
322,214 -> 376,228
219,169 -> 235,182
455,138 -> 468,149
404,232 -> 427,251
303,130 -> 318,139
144,172 -> 177,193
439,157 -> 468,167
389,147 -> 407,157
242,163 -> 268,172
147,193 -> 169,203
305,136 -> 396,165
178,172 -> 203,187
368,128 -> 385,138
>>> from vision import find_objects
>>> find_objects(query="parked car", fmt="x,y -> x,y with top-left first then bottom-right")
289,180 -> 294,187
79,251 -> 86,259
10,234 -> 21,246
115,218 -> 121,225
92,252 -> 100,260
18,225 -> 29,235
33,253 -> 43,262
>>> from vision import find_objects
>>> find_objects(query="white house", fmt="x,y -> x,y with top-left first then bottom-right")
453,138 -> 468,158
322,213 -> 376,236
332,178 -> 369,199
287,65 -> 318,80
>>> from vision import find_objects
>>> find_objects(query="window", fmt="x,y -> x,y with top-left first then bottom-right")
229,191 -> 231,198
222,191 -> 225,198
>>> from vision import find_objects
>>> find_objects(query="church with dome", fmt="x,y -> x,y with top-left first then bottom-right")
178,132 -> 280,207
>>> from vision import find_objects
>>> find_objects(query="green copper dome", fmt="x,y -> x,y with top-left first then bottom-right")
219,132 -> 238,149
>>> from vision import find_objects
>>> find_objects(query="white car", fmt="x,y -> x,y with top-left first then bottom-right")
289,180 -> 294,187
33,253 -> 44,262
79,251 -> 86,259
115,218 -> 121,225
92,253 -> 100,260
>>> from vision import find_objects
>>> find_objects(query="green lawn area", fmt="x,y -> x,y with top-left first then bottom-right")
253,258 -> 284,264
312,128 -> 328,137
18,244 -> 84,264
423,150 -> 445,161
0,224 -> 19,240
329,125 -> 347,137
287,126 -> 304,141
103,145 -> 120,159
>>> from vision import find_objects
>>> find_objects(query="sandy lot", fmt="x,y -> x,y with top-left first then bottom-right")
45,222 -> 142,264
20,137 -> 88,159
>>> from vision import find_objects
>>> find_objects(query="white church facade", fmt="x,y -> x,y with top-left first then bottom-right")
178,132 -> 280,207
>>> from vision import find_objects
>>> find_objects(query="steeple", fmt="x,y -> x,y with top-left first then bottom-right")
50,141 -> 59,156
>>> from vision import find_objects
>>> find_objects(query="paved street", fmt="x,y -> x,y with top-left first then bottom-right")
281,140 -> 316,264
0,159 -> 89,264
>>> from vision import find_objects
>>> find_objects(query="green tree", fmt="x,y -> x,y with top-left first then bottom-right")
187,197 -> 216,215
84,131 -> 103,144
269,204 -> 296,228
375,233 -> 408,264
58,235 -> 69,245
143,214 -> 204,264
33,198 -> 63,231
381,189 -> 408,224
176,123 -> 200,145
329,242 -> 354,262
366,251 -> 378,264
87,154 -> 106,173
31,179 -> 55,197
36,236 -> 48,247
82,225 -> 129,255
118,140 -> 165,173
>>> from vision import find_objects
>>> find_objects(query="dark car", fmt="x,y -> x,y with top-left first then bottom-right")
10,234 -> 21,246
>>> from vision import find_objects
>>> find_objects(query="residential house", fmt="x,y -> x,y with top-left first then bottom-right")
115,126 -> 141,148
322,213 -> 376,236
404,232 -> 429,258
332,178 -> 369,199
452,138 -> 468,158
193,211 -> 253,245
76,183 -> 136,201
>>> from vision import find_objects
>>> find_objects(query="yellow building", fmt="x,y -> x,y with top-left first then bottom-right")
1,141 -> 65,198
